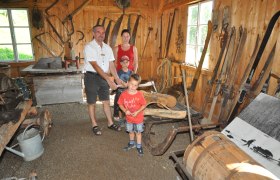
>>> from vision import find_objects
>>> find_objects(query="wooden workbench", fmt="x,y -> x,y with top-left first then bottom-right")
21,65 -> 84,106
0,99 -> 32,156
21,64 -> 83,74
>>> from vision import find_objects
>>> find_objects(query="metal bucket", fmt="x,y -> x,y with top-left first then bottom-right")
6,124 -> 44,161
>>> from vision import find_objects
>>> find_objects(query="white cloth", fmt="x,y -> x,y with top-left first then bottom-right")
83,39 -> 115,73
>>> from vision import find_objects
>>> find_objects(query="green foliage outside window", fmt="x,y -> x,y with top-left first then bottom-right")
0,48 -> 32,61
0,9 -> 33,62
185,0 -> 213,69
0,48 -> 14,60
188,26 -> 197,45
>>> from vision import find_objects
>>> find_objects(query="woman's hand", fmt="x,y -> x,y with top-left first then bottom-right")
115,78 -> 124,86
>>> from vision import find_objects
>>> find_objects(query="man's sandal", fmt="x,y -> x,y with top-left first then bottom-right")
108,124 -> 121,131
92,126 -> 102,135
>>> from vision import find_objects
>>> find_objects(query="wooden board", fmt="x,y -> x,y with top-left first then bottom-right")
144,108 -> 186,119
21,65 -> 83,74
33,74 -> 83,106
0,100 -> 32,156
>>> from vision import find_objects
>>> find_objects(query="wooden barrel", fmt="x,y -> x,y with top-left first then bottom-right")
183,131 -> 273,180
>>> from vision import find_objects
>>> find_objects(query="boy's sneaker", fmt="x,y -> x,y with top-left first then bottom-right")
123,143 -> 136,151
137,147 -> 144,156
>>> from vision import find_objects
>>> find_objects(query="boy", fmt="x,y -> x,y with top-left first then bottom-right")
118,74 -> 146,156
113,55 -> 133,125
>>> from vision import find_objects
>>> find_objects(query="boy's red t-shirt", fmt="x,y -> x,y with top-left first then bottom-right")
117,90 -> 146,124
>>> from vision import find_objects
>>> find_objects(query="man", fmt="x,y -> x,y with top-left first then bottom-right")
84,25 -> 123,135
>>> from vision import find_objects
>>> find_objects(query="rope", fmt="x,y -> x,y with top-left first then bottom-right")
156,58 -> 173,92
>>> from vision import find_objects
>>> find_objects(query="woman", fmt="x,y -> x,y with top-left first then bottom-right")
113,29 -> 138,73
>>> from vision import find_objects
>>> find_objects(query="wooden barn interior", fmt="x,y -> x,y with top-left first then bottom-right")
1,0 -> 280,179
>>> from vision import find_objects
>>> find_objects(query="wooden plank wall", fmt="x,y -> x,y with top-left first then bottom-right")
1,0 -> 280,118
158,0 -> 280,119
0,0 -> 161,79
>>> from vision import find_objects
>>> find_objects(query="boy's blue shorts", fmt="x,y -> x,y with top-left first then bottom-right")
126,122 -> 144,133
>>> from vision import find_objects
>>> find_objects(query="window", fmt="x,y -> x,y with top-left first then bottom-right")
185,0 -> 213,69
0,8 -> 33,62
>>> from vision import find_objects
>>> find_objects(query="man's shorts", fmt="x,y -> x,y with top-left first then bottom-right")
126,122 -> 144,133
84,72 -> 109,104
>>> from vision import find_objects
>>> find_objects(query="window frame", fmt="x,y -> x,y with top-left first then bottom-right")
185,0 -> 213,69
0,8 -> 34,62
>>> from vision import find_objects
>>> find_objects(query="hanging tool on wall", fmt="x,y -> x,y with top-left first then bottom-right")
250,43 -> 276,96
188,21 -> 213,103
218,35 -> 260,126
164,8 -> 177,58
45,0 -> 90,44
141,27 -> 153,58
95,18 -> 101,26
104,19 -> 113,44
201,23 -> 229,116
212,9 -> 219,32
115,0 -> 130,14
63,15 -> 75,37
101,17 -> 107,26
32,0 -> 44,30
130,14 -> 141,45
45,0 -> 71,43
61,0 -> 91,24
127,14 -> 132,32
207,27 -> 240,123
33,32 -> 64,57
75,30 -> 85,45
175,24 -> 184,54
62,0 -> 91,38
159,13 -> 163,58
110,14 -> 124,47
45,16 -> 71,43
109,0 -> 131,47
227,42 -> 276,123
272,72 -> 280,97
45,0 -> 59,16
228,10 -> 280,123
164,13 -> 172,57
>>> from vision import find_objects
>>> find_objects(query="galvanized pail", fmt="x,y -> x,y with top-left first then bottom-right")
16,124 -> 44,161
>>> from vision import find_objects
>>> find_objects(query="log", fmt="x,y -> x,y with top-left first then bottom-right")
0,100 -> 32,156
40,109 -> 52,136
141,91 -> 177,108
21,109 -> 52,136
27,106 -> 38,116
144,108 -> 186,119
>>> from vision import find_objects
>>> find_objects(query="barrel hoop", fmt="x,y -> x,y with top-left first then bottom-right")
184,131 -> 218,161
192,137 -> 228,177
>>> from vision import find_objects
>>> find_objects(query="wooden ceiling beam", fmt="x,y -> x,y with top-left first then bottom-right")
160,0 -> 200,13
